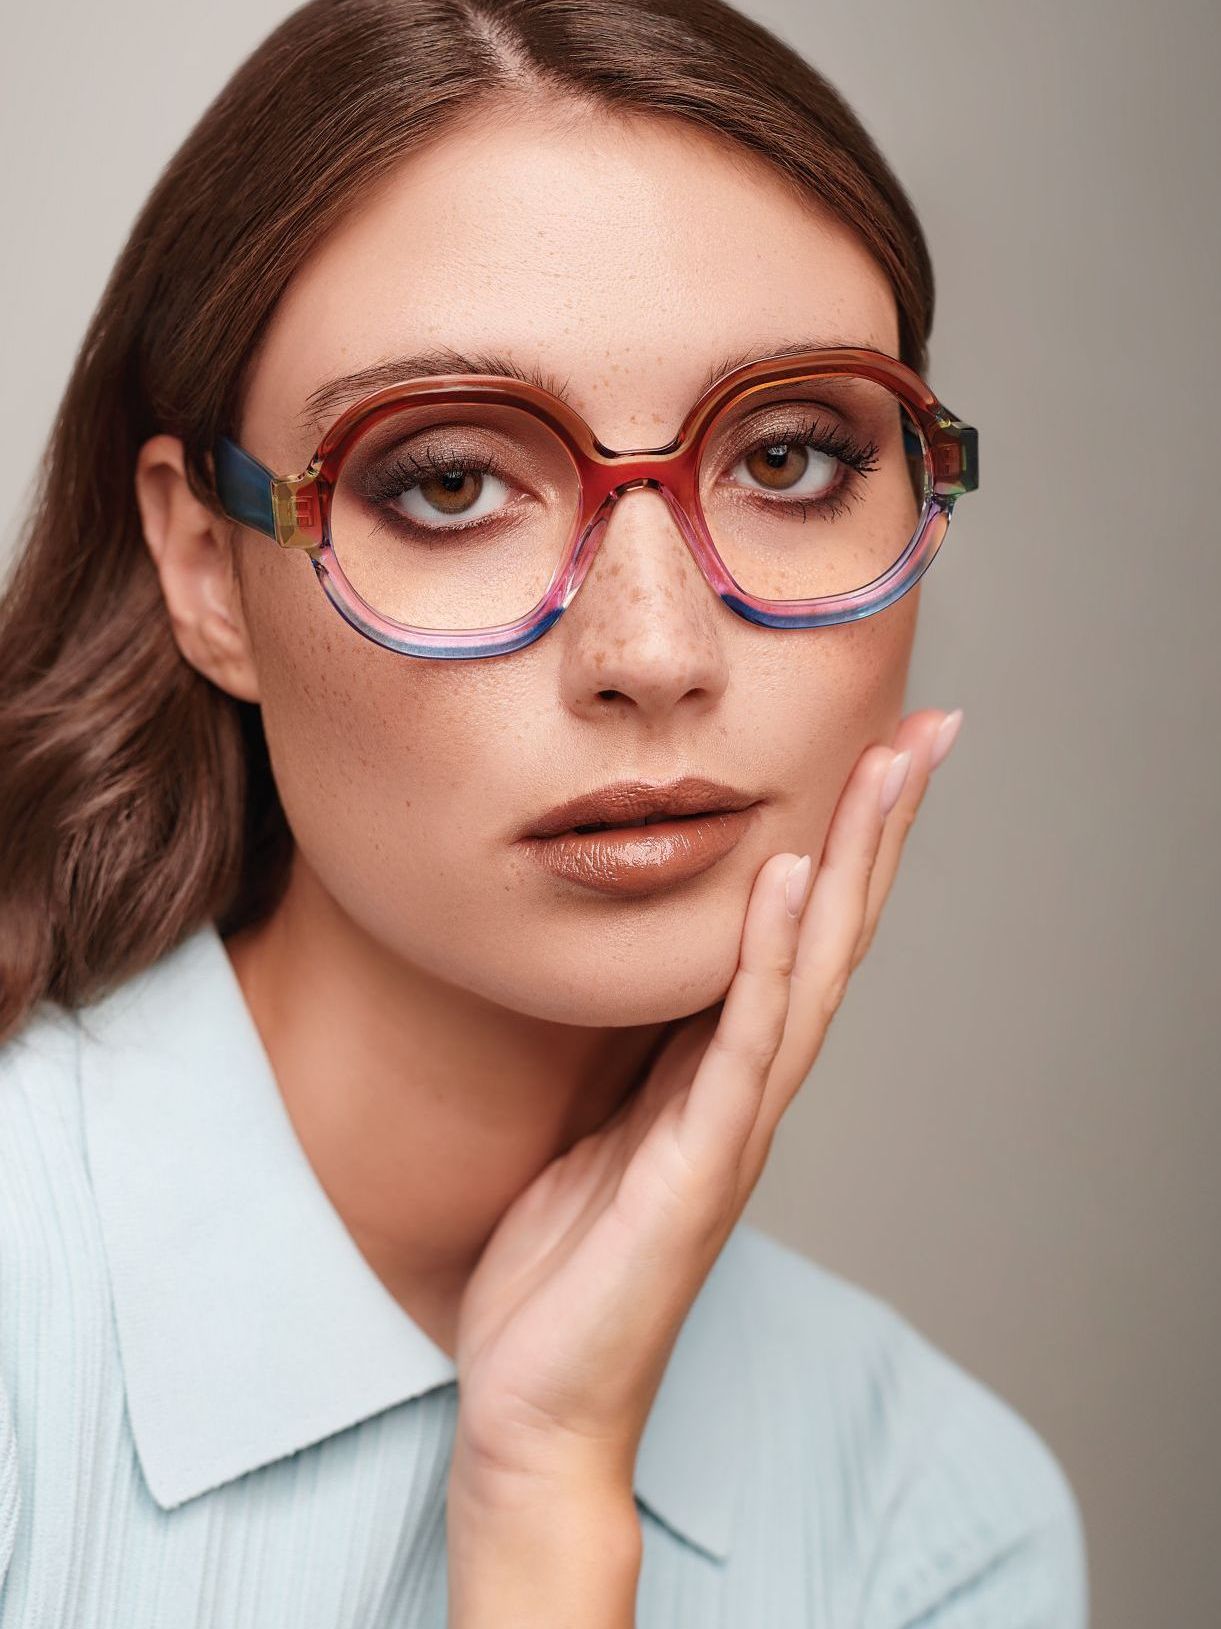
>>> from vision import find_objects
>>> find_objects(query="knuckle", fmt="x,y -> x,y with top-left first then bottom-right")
740,1031 -> 782,1075
743,1022 -> 785,1074
708,1025 -> 773,1076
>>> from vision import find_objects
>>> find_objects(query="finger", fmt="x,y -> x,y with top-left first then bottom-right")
755,742 -> 902,1127
852,709 -> 953,968
671,848 -> 808,1179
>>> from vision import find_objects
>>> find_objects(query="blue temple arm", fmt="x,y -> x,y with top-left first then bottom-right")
213,435 -> 278,539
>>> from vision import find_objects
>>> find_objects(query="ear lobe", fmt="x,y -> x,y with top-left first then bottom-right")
134,433 -> 262,704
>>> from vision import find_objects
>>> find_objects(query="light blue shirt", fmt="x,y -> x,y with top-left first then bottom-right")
0,920 -> 1088,1625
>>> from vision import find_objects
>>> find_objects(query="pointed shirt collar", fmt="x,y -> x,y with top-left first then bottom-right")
77,921 -> 748,1561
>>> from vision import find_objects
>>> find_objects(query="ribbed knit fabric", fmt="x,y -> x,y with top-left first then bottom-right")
0,922 -> 1088,1626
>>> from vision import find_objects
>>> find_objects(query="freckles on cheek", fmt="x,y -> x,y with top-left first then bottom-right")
823,603 -> 917,742
767,615 -> 914,859
777,611 -> 916,808
258,627 -> 432,847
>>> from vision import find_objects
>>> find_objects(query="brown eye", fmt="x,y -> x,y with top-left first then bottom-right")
734,440 -> 837,497
415,468 -> 485,516
744,442 -> 811,490
370,459 -> 516,532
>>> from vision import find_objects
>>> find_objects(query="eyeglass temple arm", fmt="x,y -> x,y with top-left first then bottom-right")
212,434 -> 278,539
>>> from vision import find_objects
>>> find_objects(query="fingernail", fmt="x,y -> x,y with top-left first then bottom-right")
785,853 -> 812,918
930,708 -> 965,772
879,750 -> 912,818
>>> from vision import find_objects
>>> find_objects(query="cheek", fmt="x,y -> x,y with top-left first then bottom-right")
239,550 -> 494,928
779,588 -> 919,839
835,586 -> 919,736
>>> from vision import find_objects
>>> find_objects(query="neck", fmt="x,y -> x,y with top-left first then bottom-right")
221,850 -> 669,1356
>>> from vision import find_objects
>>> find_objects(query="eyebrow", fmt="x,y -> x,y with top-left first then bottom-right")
702,334 -> 895,392
297,333 -> 887,437
297,346 -> 574,436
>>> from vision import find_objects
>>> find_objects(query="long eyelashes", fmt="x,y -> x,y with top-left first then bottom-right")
361,415 -> 883,534
727,415 -> 882,522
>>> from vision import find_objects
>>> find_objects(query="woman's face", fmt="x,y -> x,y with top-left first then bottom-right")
222,106 -> 918,1027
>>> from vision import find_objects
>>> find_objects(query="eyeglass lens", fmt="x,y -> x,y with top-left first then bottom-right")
328,373 -> 930,632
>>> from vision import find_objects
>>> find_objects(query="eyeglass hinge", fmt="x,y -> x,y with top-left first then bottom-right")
931,419 -> 979,498
271,477 -> 324,549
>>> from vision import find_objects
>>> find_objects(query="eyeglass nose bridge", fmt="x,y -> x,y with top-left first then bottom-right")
561,472 -> 740,615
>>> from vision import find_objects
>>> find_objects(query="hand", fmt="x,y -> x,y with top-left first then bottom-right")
447,708 -> 962,1506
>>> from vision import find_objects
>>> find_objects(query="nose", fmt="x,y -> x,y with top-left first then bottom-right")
555,478 -> 730,717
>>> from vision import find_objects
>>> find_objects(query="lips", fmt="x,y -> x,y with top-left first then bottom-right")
523,804 -> 761,896
525,776 -> 759,840
571,810 -> 704,834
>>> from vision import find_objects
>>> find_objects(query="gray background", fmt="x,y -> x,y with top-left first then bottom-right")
2,2 -> 1218,1623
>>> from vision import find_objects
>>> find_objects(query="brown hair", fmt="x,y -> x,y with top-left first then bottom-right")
0,0 -> 935,1045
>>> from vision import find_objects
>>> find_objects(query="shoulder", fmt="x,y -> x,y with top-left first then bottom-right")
0,1003 -> 96,1235
0,998 -> 116,1334
0,1003 -> 92,1205
0,998 -> 127,1320
721,1223 -> 1088,1626
0,1007 -> 97,1593
0,1003 -> 120,1472
0,1363 -> 16,1591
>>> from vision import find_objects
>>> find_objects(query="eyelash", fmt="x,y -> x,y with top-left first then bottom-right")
373,443 -> 498,485
364,443 -> 502,519
729,414 -> 882,521
362,417 -> 882,530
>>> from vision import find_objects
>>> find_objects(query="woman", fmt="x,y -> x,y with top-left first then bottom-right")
0,1 -> 1086,1624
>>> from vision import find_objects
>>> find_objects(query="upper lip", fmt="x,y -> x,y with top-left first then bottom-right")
525,776 -> 760,839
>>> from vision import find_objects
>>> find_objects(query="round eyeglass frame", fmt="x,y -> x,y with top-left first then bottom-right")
210,345 -> 978,661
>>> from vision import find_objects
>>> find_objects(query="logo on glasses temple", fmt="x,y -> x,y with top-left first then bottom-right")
271,479 -> 322,549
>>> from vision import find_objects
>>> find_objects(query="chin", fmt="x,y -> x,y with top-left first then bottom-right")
470,928 -> 744,1029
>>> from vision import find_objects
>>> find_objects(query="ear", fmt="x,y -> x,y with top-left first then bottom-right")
134,434 -> 261,704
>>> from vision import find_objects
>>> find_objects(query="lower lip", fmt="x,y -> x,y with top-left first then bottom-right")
522,806 -> 761,896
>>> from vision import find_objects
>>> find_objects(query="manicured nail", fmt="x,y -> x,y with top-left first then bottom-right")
930,708 -> 965,772
785,853 -> 813,918
879,750 -> 912,818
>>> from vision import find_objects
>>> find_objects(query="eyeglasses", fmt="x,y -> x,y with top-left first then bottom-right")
211,346 -> 978,660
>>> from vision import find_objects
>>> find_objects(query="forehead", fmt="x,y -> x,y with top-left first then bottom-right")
242,109 -> 900,461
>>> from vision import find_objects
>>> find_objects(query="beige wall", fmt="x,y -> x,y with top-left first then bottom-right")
3,3 -> 1218,1624
744,5 -> 1220,1625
